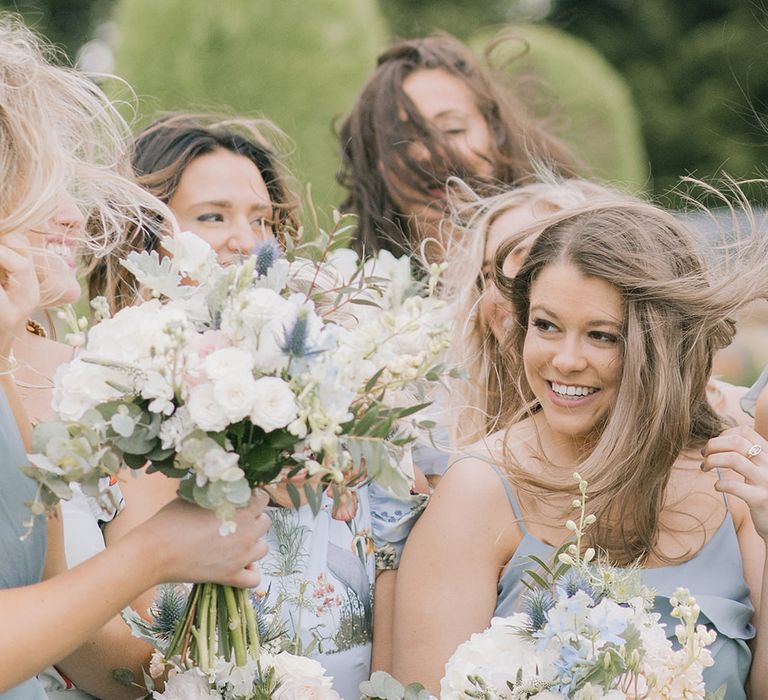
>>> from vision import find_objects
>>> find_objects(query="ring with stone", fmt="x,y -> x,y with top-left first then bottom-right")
747,444 -> 763,459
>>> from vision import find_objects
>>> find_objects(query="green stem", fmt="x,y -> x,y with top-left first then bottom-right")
223,585 -> 247,666
217,586 -> 231,661
196,583 -> 211,672
208,584 -> 218,665
241,588 -> 260,658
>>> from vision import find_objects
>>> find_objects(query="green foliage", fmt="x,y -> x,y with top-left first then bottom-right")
111,0 -> 388,212
547,0 -> 768,201
360,671 -> 431,700
471,23 -> 649,190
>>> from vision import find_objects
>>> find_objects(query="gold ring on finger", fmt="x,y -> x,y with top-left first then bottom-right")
747,444 -> 762,459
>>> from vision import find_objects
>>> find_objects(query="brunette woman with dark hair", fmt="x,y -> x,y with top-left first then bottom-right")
337,33 -> 579,262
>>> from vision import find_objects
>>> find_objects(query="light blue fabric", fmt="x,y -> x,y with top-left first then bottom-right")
258,487 -> 375,700
369,482 -> 428,570
490,464 -> 753,700
740,363 -> 768,417
0,388 -> 48,700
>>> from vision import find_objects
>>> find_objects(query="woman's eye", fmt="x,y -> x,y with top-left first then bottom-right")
196,212 -> 224,223
443,128 -> 466,137
531,318 -> 557,333
589,331 -> 619,344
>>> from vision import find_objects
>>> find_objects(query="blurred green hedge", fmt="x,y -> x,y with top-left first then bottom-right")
111,0 -> 387,213
471,24 -> 648,191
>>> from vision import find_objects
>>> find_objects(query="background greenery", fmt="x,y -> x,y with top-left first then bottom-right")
7,0 -> 767,205
3,0 -> 766,382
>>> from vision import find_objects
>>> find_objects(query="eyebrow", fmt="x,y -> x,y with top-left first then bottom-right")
432,109 -> 467,120
529,304 -> 622,328
192,200 -> 272,213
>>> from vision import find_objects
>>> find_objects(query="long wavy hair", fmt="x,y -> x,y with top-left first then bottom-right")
337,32 -> 579,261
494,179 -> 768,565
86,113 -> 300,312
0,15 -> 169,260
445,178 -> 613,446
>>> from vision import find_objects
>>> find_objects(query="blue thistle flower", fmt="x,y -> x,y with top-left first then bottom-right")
282,307 -> 310,358
251,238 -> 281,277
521,588 -> 554,632
556,569 -> 597,601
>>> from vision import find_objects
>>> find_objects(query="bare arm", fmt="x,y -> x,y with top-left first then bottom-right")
390,459 -> 518,693
0,493 -> 270,693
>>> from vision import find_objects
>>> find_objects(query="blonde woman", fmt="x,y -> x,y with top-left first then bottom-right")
393,180 -> 767,697
0,17 -> 271,699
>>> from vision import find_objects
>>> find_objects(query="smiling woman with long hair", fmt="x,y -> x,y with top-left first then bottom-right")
392,179 -> 768,698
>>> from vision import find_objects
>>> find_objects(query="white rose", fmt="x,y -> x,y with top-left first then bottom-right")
270,652 -> 337,699
273,677 -> 340,700
250,377 -> 298,433
240,287 -> 288,331
51,358 -> 125,421
186,383 -> 229,432
213,373 -> 258,423
204,347 -> 254,381
163,230 -> 218,282
153,668 -> 216,700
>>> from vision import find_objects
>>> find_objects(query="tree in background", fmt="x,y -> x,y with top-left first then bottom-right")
111,0 -> 386,212
472,24 -> 648,190
0,0 -> 109,61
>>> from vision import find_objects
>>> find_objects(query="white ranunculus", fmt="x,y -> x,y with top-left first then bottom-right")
204,347 -> 254,381
162,230 -> 218,282
250,377 -> 298,433
213,374 -> 258,423
153,668 -> 216,700
186,383 -> 230,433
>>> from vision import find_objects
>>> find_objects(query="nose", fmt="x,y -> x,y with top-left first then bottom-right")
53,192 -> 85,235
226,217 -> 258,255
551,336 -> 588,374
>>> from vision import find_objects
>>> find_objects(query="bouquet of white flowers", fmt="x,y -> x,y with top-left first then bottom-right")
438,475 -> 719,700
362,475 -> 722,700
24,216 -> 451,681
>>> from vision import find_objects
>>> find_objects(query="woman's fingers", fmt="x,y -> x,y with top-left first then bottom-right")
701,450 -> 763,483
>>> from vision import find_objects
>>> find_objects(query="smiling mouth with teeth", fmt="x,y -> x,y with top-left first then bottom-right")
549,381 -> 599,398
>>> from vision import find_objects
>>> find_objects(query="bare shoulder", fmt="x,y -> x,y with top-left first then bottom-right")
708,378 -> 751,426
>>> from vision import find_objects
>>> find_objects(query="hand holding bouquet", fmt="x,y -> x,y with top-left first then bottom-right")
24,216 -> 452,684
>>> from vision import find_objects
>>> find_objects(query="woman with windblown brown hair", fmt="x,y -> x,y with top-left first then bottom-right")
392,179 -> 768,697
337,33 -> 579,262
86,113 -> 300,313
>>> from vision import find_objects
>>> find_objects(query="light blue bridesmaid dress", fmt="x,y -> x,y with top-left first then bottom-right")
490,465 -> 753,700
0,388 -> 48,699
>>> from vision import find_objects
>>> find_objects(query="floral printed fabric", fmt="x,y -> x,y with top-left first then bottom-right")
259,487 -> 375,700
